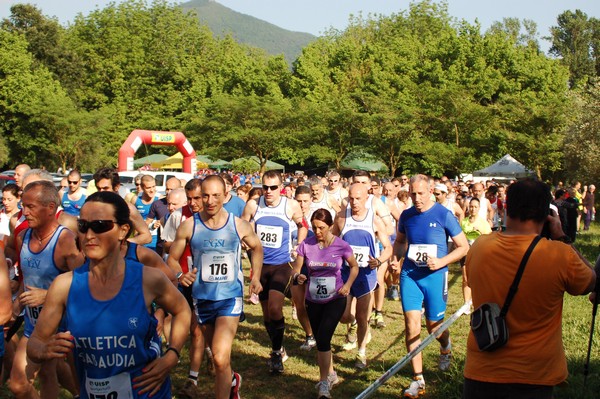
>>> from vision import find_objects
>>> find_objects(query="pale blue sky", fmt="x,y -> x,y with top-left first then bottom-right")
1,0 -> 598,54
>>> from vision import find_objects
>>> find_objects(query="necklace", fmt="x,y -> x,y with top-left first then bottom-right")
318,234 -> 335,250
34,226 -> 58,244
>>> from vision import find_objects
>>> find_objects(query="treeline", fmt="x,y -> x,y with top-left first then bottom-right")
0,0 -> 598,181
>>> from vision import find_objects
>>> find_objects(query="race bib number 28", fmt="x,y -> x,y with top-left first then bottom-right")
407,244 -> 437,267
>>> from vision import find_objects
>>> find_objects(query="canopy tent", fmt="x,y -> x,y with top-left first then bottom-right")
133,154 -> 168,168
340,153 -> 387,173
151,153 -> 207,170
196,155 -> 231,170
473,154 -> 534,179
231,156 -> 285,172
151,153 -> 233,170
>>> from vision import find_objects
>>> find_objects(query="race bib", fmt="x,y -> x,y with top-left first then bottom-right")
26,305 -> 42,326
257,224 -> 283,249
86,371 -> 133,399
308,277 -> 336,301
407,244 -> 437,267
201,253 -> 235,283
350,245 -> 371,268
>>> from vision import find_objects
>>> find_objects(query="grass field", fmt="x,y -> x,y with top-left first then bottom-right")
1,226 -> 600,399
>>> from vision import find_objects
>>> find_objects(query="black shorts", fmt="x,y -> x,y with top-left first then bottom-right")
259,263 -> 293,301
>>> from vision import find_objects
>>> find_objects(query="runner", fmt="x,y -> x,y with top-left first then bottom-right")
168,175 -> 263,398
26,191 -> 190,399
293,208 -> 358,399
326,171 -> 348,207
164,179 -> 207,396
132,175 -> 160,251
10,180 -> 85,399
147,177 -> 181,256
309,176 -> 340,220
92,168 -> 152,245
242,170 -> 306,373
332,183 -> 392,369
60,170 -> 87,217
391,174 -> 469,398
220,173 -> 246,217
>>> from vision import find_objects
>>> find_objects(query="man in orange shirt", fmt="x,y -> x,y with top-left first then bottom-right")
464,179 -> 597,398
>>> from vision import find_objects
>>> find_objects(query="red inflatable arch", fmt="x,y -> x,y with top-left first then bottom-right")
118,130 -> 196,174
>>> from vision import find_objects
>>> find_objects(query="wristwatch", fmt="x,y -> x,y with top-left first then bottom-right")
176,272 -> 183,280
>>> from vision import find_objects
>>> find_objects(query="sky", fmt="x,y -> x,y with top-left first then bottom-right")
0,0 -> 598,54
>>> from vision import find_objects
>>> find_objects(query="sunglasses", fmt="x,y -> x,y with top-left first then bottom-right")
68,180 -> 79,185
262,185 -> 279,191
329,179 -> 339,183
77,220 -> 117,234
433,192 -> 443,196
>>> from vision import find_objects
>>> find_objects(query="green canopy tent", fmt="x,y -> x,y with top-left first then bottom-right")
133,154 -> 168,168
195,155 -> 232,170
340,153 -> 387,173
231,156 -> 285,172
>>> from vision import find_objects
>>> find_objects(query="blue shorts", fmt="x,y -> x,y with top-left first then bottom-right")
23,306 -> 42,338
400,268 -> 448,321
193,297 -> 243,325
342,266 -> 377,299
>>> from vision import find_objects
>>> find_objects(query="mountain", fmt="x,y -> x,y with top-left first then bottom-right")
179,0 -> 317,65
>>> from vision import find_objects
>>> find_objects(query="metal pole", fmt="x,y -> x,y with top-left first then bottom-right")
355,301 -> 472,399
584,292 -> 599,387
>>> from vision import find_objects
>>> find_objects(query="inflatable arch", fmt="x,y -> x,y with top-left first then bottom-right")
118,130 -> 196,175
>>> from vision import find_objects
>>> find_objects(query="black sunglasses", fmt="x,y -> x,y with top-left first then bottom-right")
262,185 -> 279,191
68,180 -> 79,185
77,220 -> 117,234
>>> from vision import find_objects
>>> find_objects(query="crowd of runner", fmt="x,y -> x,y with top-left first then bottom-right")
0,163 -> 596,399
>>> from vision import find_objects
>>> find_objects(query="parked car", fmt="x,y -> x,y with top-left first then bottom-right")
0,175 -> 13,190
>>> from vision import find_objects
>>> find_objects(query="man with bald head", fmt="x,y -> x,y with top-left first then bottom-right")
471,182 -> 494,227
391,174 -> 469,398
147,176 -> 181,255
332,183 -> 392,369
13,164 -> 31,190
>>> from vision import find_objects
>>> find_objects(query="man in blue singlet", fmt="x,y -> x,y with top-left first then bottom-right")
132,175 -> 160,252
10,181 -> 84,399
60,170 -> 87,217
391,174 -> 469,398
333,183 -> 392,369
169,175 -> 263,399
242,170 -> 307,374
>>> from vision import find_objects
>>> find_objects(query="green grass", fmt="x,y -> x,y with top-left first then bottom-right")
2,225 -> 600,398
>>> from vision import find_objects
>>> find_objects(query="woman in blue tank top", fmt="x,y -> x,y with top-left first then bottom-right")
25,191 -> 191,398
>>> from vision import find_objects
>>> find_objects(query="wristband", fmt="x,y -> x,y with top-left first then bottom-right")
176,272 -> 183,280
376,258 -> 382,267
165,347 -> 180,359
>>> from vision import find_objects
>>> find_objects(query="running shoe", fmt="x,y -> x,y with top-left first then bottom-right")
341,339 -> 357,351
387,285 -> 400,301
269,351 -> 284,374
327,371 -> 340,388
369,310 -> 377,326
355,353 -> 367,369
404,378 -> 426,398
374,312 -> 386,328
300,336 -> 317,351
230,372 -> 242,399
439,348 -> 452,371
346,322 -> 358,343
316,380 -> 331,399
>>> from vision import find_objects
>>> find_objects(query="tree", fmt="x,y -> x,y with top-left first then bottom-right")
549,10 -> 597,87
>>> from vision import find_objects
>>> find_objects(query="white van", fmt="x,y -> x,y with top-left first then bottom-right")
118,171 -> 194,196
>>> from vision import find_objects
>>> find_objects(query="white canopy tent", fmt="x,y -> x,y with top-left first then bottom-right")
473,154 -> 534,179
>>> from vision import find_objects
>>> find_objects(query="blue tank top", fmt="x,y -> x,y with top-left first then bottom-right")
136,195 -> 159,249
61,191 -> 87,216
190,213 -> 243,301
67,260 -> 169,399
252,197 -> 293,265
21,226 -> 66,327
340,207 -> 379,268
